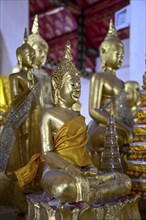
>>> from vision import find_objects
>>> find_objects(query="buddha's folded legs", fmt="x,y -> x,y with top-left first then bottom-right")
41,167 -> 131,203
94,174 -> 131,203
41,170 -> 78,202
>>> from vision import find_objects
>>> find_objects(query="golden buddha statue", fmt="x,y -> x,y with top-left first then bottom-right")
27,15 -> 53,108
126,72 -> 146,198
0,28 -> 42,211
87,20 -> 134,166
36,41 -> 131,203
0,76 -> 11,134
125,81 -> 140,123
0,29 -> 41,179
12,15 -> 52,108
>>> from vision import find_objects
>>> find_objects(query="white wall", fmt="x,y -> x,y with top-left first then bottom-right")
80,77 -> 91,124
129,0 -> 146,87
0,0 -> 29,76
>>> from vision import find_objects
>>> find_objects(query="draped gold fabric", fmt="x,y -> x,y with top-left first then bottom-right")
15,154 -> 44,187
54,115 -> 92,167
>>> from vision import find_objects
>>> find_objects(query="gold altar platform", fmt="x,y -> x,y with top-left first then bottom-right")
25,193 -> 141,220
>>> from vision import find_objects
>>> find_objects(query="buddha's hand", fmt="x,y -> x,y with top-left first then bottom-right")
81,164 -> 98,176
64,164 -> 83,179
15,154 -> 44,188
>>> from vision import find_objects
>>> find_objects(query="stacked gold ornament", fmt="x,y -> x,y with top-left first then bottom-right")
100,114 -> 123,173
127,72 -> 146,197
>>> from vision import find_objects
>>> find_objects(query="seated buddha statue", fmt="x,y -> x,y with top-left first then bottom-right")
125,81 -> 140,123
36,41 -> 131,203
87,20 -> 134,165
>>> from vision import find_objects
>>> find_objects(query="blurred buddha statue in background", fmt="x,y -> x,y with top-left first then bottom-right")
30,41 -> 131,203
27,15 -> 53,108
0,29 -> 41,183
125,81 -> 140,123
87,20 -> 134,168
12,15 -> 53,108
0,29 -> 42,211
0,76 -> 11,134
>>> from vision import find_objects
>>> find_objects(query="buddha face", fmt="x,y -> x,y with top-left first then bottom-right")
101,41 -> 124,71
32,43 -> 48,68
60,72 -> 81,106
19,47 -> 35,69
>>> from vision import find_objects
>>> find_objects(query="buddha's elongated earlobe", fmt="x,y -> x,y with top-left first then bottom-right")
17,54 -> 22,69
102,60 -> 106,72
54,89 -> 60,105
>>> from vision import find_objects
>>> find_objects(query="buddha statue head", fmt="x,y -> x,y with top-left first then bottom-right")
16,28 -> 36,70
51,41 -> 81,107
100,19 -> 124,73
28,15 -> 49,68
125,81 -> 140,108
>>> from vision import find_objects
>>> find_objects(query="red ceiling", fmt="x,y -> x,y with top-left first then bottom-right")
29,0 -> 129,73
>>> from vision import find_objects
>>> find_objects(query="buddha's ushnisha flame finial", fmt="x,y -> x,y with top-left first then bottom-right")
103,19 -> 120,42
108,19 -> 118,37
31,15 -> 39,35
63,40 -> 72,62
24,28 -> 28,43
28,14 -> 48,51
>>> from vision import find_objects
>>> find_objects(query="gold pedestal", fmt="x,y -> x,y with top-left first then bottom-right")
26,193 -> 141,220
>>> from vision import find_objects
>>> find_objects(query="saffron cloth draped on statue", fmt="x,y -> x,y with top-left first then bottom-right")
54,115 -> 92,167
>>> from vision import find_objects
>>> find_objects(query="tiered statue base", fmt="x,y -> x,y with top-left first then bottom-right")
26,193 -> 141,220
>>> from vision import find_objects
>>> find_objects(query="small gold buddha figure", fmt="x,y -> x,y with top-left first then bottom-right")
27,15 -> 53,108
125,81 -> 140,123
39,41 -> 131,203
87,20 -> 134,166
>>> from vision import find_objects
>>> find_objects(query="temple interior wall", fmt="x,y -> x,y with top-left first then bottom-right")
0,0 -> 29,75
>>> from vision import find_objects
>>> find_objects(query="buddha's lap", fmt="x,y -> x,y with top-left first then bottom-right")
41,169 -> 130,190
88,124 -> 129,150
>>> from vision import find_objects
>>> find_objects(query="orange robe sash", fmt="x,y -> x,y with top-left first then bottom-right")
54,115 -> 92,167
